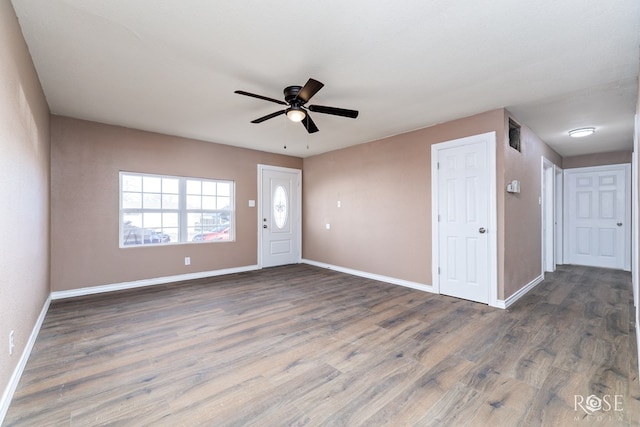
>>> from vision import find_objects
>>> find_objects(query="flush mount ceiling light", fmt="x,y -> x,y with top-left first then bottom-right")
568,127 -> 595,138
286,106 -> 306,123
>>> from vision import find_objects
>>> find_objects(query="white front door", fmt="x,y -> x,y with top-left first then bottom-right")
432,132 -> 496,304
565,164 -> 630,270
259,165 -> 301,268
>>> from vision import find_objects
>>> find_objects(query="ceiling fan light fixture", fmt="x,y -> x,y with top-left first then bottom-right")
286,107 -> 306,122
568,127 -> 595,138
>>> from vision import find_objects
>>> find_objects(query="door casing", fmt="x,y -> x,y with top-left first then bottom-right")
542,157 -> 556,273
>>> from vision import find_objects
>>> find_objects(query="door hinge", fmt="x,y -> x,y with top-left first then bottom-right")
438,214 -> 441,222
437,162 -> 440,170
438,267 -> 441,275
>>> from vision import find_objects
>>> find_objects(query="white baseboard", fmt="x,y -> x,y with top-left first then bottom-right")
0,294 -> 51,425
301,259 -> 435,293
51,265 -> 260,300
495,274 -> 545,309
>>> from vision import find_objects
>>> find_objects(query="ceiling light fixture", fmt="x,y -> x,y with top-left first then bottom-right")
568,127 -> 595,138
286,106 -> 306,123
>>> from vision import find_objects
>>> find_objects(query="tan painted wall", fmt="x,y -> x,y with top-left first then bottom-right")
303,109 -> 561,301
503,112 -> 562,297
0,0 -> 50,404
50,116 -> 302,291
303,110 -> 508,293
563,150 -> 632,169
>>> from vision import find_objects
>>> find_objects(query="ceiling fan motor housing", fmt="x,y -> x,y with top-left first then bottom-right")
284,86 -> 303,105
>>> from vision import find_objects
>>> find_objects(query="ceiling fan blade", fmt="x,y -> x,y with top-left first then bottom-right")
308,104 -> 359,118
302,114 -> 319,133
295,78 -> 324,104
235,90 -> 287,105
251,110 -> 285,123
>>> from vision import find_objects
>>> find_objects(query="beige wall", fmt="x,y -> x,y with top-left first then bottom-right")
563,150 -> 632,169
303,109 -> 561,301
50,116 -> 302,291
503,112 -> 562,297
0,0 -> 50,405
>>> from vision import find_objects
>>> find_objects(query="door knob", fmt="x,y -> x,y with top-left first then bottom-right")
479,227 -> 487,234
263,224 -> 268,229
617,222 -> 623,227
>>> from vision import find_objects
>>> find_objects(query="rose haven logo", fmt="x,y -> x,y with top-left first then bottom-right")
574,394 -> 623,417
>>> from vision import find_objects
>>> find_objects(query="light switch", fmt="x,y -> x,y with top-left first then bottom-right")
337,200 -> 341,208
325,223 -> 331,230
248,200 -> 255,207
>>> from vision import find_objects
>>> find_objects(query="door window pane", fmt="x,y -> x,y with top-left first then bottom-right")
273,185 -> 288,229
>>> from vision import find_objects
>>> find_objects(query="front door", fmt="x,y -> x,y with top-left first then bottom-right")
565,164 -> 630,270
259,165 -> 301,268
432,133 -> 495,304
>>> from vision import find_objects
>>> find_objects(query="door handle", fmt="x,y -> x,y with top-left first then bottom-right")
479,227 -> 487,234
617,222 -> 622,227
263,224 -> 268,229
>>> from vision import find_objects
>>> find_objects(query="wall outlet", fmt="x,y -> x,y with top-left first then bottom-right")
9,330 -> 15,355
184,256 -> 191,266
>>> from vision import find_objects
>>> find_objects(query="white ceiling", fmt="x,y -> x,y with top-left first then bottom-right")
10,0 -> 640,158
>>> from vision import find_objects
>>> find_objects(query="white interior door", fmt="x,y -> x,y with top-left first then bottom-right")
433,134 -> 494,304
259,165 -> 301,268
565,164 -> 630,270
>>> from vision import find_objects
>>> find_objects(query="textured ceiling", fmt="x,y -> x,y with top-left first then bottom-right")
10,0 -> 640,158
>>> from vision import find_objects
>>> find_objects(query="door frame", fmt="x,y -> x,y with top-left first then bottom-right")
555,165 -> 564,266
563,163 -> 631,271
431,131 -> 498,307
257,164 -> 302,268
541,157 -> 556,273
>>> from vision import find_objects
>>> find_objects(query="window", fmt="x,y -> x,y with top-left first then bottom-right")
120,172 -> 234,247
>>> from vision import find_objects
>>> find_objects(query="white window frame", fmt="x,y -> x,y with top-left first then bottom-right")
119,171 -> 235,247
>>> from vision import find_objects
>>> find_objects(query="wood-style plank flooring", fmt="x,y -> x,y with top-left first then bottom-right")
4,264 -> 640,426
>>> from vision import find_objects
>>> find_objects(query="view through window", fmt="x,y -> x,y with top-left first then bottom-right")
120,172 -> 234,246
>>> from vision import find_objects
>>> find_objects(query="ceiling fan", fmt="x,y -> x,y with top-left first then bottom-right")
234,78 -> 358,134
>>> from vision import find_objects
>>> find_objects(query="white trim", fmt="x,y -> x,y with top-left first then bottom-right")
495,274 -> 545,309
257,165 -> 302,268
555,165 -> 564,265
431,131 -> 498,307
302,259 -> 435,293
633,113 -> 639,384
0,295 -> 51,425
541,157 -> 556,273
632,114 -> 639,308
634,150 -> 639,309
51,265 -> 259,300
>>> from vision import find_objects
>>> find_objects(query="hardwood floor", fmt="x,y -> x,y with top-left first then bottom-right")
4,264 -> 639,426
